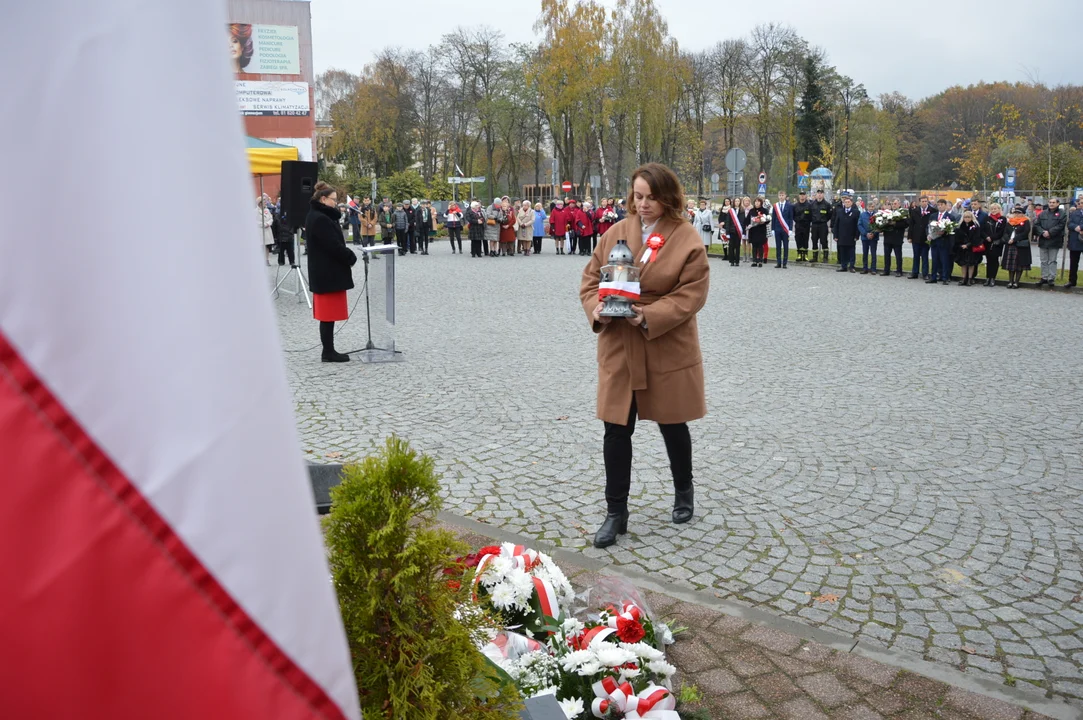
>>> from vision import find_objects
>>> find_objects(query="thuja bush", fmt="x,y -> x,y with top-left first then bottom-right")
325,437 -> 521,720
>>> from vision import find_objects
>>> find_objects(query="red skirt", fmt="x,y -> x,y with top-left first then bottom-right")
313,291 -> 348,321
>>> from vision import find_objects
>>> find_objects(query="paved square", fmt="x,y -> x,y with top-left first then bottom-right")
274,243 -> 1083,703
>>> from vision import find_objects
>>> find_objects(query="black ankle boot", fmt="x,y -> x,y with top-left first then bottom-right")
593,508 -> 629,548
672,487 -> 694,524
321,349 -> 350,363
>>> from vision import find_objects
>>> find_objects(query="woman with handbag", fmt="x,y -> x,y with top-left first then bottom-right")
1002,206 -> 1033,289
692,198 -> 716,250
981,202 -> 1007,286
484,199 -> 504,257
953,210 -> 983,285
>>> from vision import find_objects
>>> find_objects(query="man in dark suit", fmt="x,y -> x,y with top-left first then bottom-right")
771,191 -> 795,268
928,198 -> 954,285
831,195 -> 860,273
908,195 -> 933,279
1066,196 -> 1083,289
970,198 -> 989,227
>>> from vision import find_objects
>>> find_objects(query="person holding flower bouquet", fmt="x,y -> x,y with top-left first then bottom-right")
881,198 -> 907,276
927,198 -> 956,285
953,210 -> 983,285
580,162 -> 709,549
744,197 -> 769,266
1003,206 -> 1033,288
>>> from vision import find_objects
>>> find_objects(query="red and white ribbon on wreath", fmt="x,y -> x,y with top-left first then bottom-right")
641,233 -> 665,263
473,544 -> 538,599
772,202 -> 791,235
591,678 -> 678,720
532,575 -> 560,618
598,280 -> 641,301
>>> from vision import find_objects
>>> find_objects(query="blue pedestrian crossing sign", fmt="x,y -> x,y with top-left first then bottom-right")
757,183 -> 767,195
797,175 -> 809,189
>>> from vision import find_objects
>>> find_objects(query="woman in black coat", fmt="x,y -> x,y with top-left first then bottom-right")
1002,207 -> 1032,289
464,201 -> 487,258
305,183 -> 357,362
953,210 -> 983,286
743,197 -> 769,267
981,202 -> 1008,286
719,198 -> 741,266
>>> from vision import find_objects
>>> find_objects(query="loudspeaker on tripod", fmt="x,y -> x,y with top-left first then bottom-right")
280,160 -> 318,229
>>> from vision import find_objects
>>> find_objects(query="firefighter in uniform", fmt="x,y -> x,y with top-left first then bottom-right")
809,189 -> 833,263
793,190 -> 812,261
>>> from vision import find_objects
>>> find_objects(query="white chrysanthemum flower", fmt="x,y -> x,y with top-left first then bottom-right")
647,659 -> 677,678
558,696 -> 585,719
619,666 -> 643,682
509,568 -> 535,598
487,556 -> 514,578
530,686 -> 557,698
620,642 -> 664,662
560,650 -> 595,673
576,660 -> 603,677
594,644 -> 636,669
561,618 -> 584,636
489,583 -> 520,610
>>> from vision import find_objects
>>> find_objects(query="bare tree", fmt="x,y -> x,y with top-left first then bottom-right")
315,69 -> 359,122
746,23 -> 797,182
708,39 -> 750,153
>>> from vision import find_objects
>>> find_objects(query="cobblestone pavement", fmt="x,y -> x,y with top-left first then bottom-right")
274,241 -> 1083,707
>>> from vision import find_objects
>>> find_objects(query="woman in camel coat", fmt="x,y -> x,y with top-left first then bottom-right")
579,162 -> 709,549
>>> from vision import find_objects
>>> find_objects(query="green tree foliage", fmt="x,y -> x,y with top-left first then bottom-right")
325,438 -> 521,720
380,170 -> 429,203
796,55 -> 830,166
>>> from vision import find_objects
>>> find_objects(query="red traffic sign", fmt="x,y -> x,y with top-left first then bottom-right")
758,171 -> 767,184
561,180 -> 573,193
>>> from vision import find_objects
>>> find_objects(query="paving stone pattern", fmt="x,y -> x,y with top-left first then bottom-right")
276,244 -> 1083,705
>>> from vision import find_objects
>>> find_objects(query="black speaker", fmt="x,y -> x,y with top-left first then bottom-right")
280,160 -> 318,229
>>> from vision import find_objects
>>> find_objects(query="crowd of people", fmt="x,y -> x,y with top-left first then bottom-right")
265,187 -> 1083,290
696,191 -> 1082,289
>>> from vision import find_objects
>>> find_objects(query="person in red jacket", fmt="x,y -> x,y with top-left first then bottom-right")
549,199 -> 569,255
594,198 -> 618,246
576,200 -> 596,255
569,198 -> 594,256
565,198 -> 581,257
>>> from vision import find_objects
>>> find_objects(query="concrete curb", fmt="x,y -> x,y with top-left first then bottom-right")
437,510 -> 1082,720
704,252 -> 1083,294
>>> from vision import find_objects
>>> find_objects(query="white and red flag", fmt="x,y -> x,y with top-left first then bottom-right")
0,1 -> 360,719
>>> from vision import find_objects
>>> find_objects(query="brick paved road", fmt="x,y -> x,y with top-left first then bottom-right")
273,242 -> 1083,705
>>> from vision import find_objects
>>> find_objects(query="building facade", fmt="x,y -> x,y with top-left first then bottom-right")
227,0 -> 314,198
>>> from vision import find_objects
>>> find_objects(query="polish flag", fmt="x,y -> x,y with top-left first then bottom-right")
0,2 -> 360,719
996,172 -> 1005,180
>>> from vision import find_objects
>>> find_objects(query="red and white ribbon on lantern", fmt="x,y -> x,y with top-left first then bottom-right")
598,281 -> 641,301
641,233 -> 666,262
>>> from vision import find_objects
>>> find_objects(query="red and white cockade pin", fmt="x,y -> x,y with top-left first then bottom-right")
642,233 -> 666,262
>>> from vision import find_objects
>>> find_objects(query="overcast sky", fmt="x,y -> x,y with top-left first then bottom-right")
311,0 -> 1075,101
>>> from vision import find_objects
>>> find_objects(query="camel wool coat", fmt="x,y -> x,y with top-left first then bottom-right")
579,216 -> 709,425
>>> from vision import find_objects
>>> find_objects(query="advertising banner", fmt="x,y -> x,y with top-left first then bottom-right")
228,24 -> 300,75
235,81 -> 310,117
